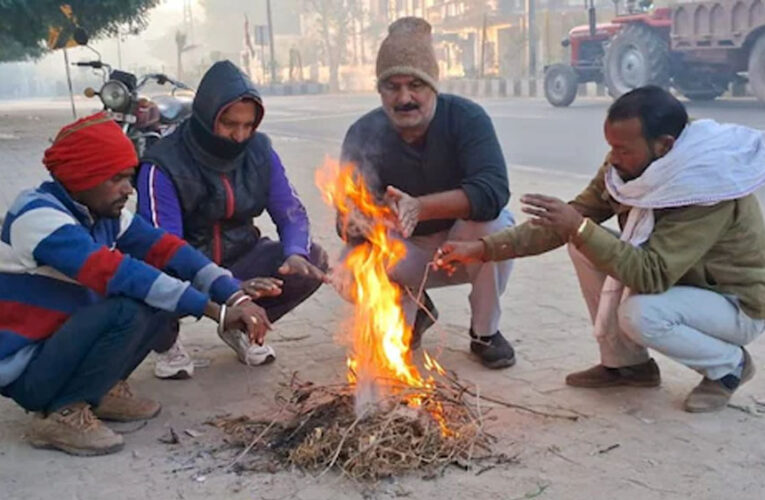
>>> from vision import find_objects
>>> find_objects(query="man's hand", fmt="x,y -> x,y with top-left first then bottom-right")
278,254 -> 327,282
241,277 -> 283,299
341,208 -> 374,240
385,186 -> 421,238
434,240 -> 486,270
521,194 -> 583,240
224,300 -> 271,345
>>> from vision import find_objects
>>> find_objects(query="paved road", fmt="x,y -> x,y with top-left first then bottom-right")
3,94 -> 765,499
2,93 -> 764,192
257,94 -> 765,178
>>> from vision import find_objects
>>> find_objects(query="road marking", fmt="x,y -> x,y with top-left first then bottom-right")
266,111 -> 369,124
266,130 -> 343,146
490,113 -> 549,120
508,163 -> 593,180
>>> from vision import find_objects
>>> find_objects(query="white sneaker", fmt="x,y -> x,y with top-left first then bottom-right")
218,329 -> 277,366
154,340 -> 194,379
245,344 -> 277,365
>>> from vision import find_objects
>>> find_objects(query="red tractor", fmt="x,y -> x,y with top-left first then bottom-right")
544,0 -> 765,106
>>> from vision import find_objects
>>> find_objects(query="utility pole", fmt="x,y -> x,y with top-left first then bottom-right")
360,12 -> 367,64
256,25 -> 268,84
175,31 -> 186,81
526,0 -> 537,77
183,0 -> 195,44
116,35 -> 122,68
266,0 -> 277,83
62,48 -> 77,119
480,12 -> 487,78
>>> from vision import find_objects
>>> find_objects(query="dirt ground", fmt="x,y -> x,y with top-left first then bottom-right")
2,99 -> 765,500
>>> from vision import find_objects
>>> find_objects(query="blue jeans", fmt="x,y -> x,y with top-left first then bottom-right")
1,297 -> 176,414
569,244 -> 765,377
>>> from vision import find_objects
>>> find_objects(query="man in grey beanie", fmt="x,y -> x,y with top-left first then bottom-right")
338,17 -> 516,369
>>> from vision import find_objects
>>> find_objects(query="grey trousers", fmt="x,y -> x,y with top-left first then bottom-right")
388,210 -> 515,336
569,243 -> 765,379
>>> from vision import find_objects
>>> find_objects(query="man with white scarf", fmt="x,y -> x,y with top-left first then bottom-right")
436,86 -> 765,412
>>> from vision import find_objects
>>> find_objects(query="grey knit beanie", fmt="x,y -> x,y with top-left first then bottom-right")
376,17 -> 439,92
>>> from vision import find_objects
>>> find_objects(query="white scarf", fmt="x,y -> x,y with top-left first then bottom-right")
594,119 -> 765,343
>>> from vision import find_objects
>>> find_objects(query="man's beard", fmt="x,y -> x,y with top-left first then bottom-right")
612,151 -> 660,182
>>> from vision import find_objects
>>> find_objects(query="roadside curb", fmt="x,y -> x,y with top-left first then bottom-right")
259,82 -> 330,96
440,77 -> 756,100
440,78 -> 607,99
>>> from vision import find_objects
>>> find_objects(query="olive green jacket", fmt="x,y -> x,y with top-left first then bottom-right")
482,163 -> 765,318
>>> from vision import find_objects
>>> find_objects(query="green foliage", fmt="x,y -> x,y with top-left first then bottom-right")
0,0 -> 160,62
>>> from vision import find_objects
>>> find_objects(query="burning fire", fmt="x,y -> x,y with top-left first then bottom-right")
316,158 -> 451,435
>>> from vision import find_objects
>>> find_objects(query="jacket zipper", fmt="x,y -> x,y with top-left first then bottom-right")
213,174 -> 236,265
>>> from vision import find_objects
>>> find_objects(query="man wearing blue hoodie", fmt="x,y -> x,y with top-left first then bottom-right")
138,61 -> 327,378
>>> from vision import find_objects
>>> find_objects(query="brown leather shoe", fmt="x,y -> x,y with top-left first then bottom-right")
566,359 -> 661,388
93,380 -> 161,422
28,402 -> 124,456
684,348 -> 755,413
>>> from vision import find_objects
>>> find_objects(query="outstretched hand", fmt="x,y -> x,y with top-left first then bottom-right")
241,277 -> 283,299
433,240 -> 486,275
521,194 -> 583,240
278,254 -> 328,282
384,185 -> 421,238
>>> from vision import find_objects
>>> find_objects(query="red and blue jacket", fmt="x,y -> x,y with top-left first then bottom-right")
0,181 -> 240,386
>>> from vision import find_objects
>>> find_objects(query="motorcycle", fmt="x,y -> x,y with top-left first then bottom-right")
74,59 -> 194,157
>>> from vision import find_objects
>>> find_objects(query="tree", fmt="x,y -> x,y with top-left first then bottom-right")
0,0 -> 160,63
303,0 -> 352,92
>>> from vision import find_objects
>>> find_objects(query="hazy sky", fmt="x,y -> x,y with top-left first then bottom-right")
16,0 -> 302,81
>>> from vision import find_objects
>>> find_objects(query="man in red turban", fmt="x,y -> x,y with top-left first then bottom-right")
43,112 -> 140,195
0,113 -> 274,456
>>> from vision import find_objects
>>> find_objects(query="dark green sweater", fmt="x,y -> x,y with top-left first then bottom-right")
340,93 -> 509,236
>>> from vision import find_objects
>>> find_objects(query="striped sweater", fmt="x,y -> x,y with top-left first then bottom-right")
0,181 -> 240,386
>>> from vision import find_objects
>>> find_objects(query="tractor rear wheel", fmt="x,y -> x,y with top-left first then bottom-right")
544,64 -> 579,107
749,35 -> 765,103
604,23 -> 670,98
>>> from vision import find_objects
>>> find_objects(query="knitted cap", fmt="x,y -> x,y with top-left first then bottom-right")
376,17 -> 439,92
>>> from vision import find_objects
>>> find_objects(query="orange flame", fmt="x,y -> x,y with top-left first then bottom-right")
316,158 -> 451,435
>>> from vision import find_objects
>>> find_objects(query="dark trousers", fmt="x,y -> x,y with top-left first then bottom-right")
156,238 -> 328,353
2,297 -> 176,414
228,238 -> 328,322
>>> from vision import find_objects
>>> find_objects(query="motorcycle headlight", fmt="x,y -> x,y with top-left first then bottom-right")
100,80 -> 131,112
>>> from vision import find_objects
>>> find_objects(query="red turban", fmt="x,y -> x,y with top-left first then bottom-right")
43,112 -> 138,192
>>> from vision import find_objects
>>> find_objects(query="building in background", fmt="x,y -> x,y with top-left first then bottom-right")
334,0 -> 616,84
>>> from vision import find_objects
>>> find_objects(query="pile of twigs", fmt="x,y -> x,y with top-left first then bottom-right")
212,371 -> 582,481
212,373 -> 498,481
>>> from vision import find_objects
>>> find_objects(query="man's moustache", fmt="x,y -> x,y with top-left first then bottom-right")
394,103 -> 419,112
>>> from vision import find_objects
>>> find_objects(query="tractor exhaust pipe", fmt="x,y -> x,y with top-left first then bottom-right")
587,0 -> 597,37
